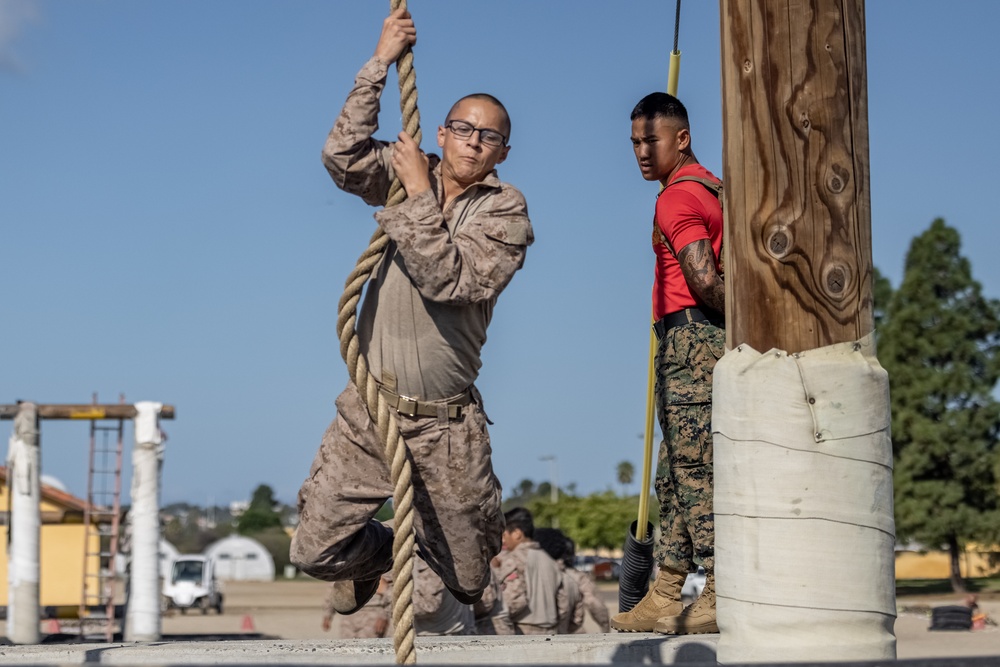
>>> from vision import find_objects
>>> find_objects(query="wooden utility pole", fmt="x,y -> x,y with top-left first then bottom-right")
0,404 -> 176,420
714,1 -> 895,661
721,0 -> 872,354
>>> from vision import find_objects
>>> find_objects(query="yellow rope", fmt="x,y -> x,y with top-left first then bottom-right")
335,1 -> 420,662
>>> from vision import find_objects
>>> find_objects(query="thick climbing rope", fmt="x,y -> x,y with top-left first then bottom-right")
335,0 -> 420,663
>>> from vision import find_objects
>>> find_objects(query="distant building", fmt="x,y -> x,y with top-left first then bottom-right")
0,466 -> 104,614
203,535 -> 274,581
895,541 -> 1000,579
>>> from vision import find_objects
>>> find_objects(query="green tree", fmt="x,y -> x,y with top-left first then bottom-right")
518,490 -> 657,551
616,461 -> 635,497
879,218 -> 1000,592
237,484 -> 282,534
253,526 -> 292,579
872,266 -> 893,332
161,504 -> 233,554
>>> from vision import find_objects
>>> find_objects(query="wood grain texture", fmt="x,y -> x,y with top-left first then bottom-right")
0,404 -> 175,420
720,0 -> 873,354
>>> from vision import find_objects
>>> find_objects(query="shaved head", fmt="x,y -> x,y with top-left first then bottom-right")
446,93 -> 511,139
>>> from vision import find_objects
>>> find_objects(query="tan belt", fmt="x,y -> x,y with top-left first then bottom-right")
378,386 -> 472,420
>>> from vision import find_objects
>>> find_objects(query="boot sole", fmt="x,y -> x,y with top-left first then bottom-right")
654,623 -> 719,635
331,578 -> 379,615
611,625 -> 656,633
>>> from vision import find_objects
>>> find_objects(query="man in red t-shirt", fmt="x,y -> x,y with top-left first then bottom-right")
611,93 -> 725,635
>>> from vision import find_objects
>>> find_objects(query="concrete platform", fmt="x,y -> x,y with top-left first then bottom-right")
2,634 -> 1000,666
0,633 -> 719,664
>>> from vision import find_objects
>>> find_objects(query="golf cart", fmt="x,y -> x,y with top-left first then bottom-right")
162,555 -> 223,614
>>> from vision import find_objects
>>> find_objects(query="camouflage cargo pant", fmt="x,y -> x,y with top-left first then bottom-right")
654,320 -> 725,573
338,602 -> 390,639
290,382 -> 504,596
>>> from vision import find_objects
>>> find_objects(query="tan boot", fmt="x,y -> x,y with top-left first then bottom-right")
654,572 -> 718,635
610,565 -> 686,632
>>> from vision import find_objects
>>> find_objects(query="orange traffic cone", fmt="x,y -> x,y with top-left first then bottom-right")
241,614 -> 255,633
45,618 -> 61,634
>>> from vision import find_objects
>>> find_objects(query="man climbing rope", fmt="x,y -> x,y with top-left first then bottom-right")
611,93 -> 724,635
290,6 -> 534,618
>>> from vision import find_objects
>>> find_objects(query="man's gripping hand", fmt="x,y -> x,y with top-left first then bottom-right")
391,131 -> 431,197
374,7 -> 417,65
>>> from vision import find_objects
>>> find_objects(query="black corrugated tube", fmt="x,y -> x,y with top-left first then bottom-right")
617,520 -> 655,613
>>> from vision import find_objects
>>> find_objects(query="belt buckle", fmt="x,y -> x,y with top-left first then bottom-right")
396,395 -> 419,417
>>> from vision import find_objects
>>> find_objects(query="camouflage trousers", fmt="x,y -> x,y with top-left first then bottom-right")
290,382 -> 504,596
338,603 -> 390,639
653,320 -> 725,573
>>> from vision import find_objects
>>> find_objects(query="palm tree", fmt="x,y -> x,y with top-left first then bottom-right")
616,461 -> 634,497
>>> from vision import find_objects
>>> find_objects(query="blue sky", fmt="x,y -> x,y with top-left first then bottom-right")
2,1 -> 998,507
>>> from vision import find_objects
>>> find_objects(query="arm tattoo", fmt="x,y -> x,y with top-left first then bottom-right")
677,239 -> 725,314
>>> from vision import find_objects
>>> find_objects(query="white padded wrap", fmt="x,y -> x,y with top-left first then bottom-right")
714,334 -> 897,663
134,401 -> 163,446
125,402 -> 165,641
6,402 -> 40,644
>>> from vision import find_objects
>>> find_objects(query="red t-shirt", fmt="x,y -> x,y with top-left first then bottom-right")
652,164 -> 723,320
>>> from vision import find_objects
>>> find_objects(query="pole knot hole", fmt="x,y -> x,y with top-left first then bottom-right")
828,164 -> 850,194
821,262 -> 851,301
765,226 -> 792,260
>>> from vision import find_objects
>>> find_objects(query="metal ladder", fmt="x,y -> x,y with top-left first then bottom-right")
79,407 -> 124,642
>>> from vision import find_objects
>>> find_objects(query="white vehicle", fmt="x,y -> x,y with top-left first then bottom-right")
681,566 -> 706,600
163,555 -> 224,615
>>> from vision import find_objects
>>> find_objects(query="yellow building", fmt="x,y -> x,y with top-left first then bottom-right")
896,544 -> 1000,580
0,467 -> 104,612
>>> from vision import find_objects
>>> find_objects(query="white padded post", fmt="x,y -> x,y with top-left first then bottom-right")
6,402 -> 40,645
714,335 -> 896,662
124,401 -> 164,642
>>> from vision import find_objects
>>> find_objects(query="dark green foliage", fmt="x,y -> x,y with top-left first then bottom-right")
504,482 -> 656,551
374,499 -> 394,522
237,484 -> 283,534
616,461 -> 635,496
879,218 -> 1000,591
161,504 -> 233,554
253,526 -> 293,579
873,266 -> 893,332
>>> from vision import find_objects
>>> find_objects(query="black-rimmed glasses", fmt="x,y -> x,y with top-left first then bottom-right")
445,120 -> 507,147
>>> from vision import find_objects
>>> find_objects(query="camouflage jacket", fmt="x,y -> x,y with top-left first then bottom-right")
495,540 -> 561,629
322,57 -> 534,400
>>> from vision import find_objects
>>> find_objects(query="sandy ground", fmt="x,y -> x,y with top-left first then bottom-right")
8,579 -> 1000,659
160,580 -> 1000,659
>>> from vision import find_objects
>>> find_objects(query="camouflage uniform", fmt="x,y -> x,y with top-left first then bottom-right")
290,57 -> 533,598
494,541 -> 562,635
654,320 -> 725,573
565,568 -> 610,632
413,555 -> 475,636
323,580 -> 391,639
473,569 -> 515,635
555,561 -> 585,634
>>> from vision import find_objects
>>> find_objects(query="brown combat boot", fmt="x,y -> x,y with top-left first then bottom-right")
654,572 -> 718,634
610,565 -> 686,632
329,577 -> 380,615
